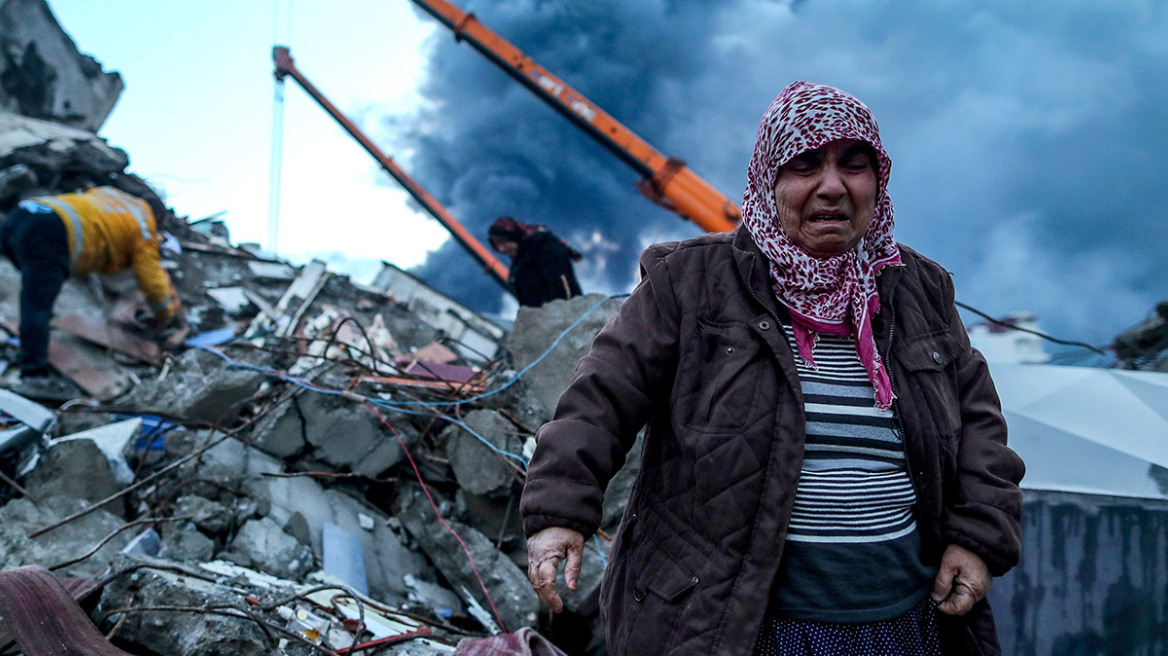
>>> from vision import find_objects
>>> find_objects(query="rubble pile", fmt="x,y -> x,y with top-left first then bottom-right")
1113,301 -> 1168,372
0,3 -> 632,654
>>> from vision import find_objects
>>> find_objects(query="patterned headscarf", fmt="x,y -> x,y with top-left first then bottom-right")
742,81 -> 902,409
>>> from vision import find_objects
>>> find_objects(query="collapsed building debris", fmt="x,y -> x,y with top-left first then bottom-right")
1114,300 -> 1168,372
0,5 -> 619,653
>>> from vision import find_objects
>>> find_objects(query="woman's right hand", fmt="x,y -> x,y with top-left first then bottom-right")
526,526 -> 585,612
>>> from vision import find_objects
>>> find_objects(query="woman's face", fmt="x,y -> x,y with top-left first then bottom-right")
773,138 -> 879,258
491,238 -> 519,257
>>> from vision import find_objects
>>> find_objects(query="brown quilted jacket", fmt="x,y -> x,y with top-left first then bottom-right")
521,227 -> 1024,655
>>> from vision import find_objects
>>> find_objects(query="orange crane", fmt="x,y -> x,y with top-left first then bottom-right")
271,46 -> 513,293
410,0 -> 741,233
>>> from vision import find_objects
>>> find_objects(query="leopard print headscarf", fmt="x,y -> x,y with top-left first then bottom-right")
742,81 -> 902,409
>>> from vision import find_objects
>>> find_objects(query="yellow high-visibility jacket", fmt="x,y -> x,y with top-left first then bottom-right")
33,187 -> 179,321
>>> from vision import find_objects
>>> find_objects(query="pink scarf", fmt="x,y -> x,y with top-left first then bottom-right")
741,81 -> 902,409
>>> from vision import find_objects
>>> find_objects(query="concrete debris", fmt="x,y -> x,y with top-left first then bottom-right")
0,8 -> 628,655
1114,300 -> 1168,372
0,0 -> 123,130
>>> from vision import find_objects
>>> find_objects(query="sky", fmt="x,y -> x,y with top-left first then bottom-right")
46,0 -> 1168,356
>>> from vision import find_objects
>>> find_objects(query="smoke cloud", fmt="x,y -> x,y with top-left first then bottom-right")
392,0 -> 1167,348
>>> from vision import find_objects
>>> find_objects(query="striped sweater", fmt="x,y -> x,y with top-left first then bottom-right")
768,328 -> 937,623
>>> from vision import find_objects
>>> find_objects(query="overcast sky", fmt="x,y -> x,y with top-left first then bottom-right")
48,0 -> 1168,353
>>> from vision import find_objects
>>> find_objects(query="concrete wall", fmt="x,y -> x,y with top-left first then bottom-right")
990,491 -> 1168,656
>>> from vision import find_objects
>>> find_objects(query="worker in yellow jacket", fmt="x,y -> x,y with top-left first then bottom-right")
0,186 -> 181,398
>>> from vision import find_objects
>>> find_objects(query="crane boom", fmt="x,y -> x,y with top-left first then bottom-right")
271,46 -> 513,293
410,0 -> 741,233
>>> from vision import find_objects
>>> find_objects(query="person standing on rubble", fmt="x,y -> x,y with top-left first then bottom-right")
488,216 -> 583,307
0,185 -> 182,399
520,82 -> 1024,655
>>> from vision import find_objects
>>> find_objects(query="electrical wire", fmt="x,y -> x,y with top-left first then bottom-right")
955,300 -> 1108,355
367,403 -> 509,633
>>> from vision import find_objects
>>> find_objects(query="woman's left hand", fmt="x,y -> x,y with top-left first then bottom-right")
931,544 -> 991,615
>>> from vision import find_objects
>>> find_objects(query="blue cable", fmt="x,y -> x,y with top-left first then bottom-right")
193,293 -> 627,470
593,533 -> 609,566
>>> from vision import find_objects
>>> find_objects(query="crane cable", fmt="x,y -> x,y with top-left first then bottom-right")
267,0 -> 292,257
268,77 -> 285,257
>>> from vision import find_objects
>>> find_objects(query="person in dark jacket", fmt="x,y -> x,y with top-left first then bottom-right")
488,217 -> 582,307
520,81 -> 1024,655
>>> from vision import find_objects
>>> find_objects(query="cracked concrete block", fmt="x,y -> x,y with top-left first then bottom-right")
445,410 -> 523,497
160,522 -> 215,563
247,398 -> 307,459
399,484 -> 539,632
23,437 -> 127,516
0,496 -> 128,576
504,293 -> 623,418
224,516 -> 314,580
172,495 -> 232,536
299,392 -> 416,477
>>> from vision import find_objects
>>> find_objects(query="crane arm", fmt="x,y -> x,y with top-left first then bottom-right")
410,0 -> 741,233
272,46 -> 513,293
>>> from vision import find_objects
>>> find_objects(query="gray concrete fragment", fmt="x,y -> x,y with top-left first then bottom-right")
246,396 -> 307,459
160,522 -> 216,563
399,485 -> 539,632
0,496 -> 128,576
95,555 -> 269,656
223,516 -> 314,580
23,438 -> 126,516
299,392 -> 415,477
445,410 -> 523,497
504,293 -> 623,418
197,437 -> 432,605
128,347 -> 267,424
0,0 -> 123,130
172,494 -> 232,535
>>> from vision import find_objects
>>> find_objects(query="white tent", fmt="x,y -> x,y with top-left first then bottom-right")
989,363 -> 1168,500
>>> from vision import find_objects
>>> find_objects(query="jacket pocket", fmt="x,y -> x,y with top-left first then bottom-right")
673,318 -> 764,433
893,331 -> 964,439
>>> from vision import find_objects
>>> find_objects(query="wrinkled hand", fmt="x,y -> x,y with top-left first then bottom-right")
526,526 -> 584,613
932,544 -> 991,615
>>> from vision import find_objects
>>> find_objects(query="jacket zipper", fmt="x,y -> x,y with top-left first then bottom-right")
885,276 -> 986,656
745,257 -> 783,328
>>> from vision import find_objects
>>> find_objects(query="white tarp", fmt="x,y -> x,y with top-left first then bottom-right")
990,363 -> 1168,500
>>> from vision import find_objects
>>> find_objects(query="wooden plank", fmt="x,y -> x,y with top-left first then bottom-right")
46,333 -> 131,401
53,313 -> 163,366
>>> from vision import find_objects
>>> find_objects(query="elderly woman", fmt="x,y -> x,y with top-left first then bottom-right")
519,81 -> 1024,655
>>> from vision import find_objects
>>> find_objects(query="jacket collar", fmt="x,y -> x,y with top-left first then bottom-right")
730,224 -> 785,322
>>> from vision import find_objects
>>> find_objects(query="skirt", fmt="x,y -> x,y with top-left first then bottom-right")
752,597 -> 942,656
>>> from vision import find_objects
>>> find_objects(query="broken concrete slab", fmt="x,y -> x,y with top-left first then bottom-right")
0,0 -> 123,131
95,555 -> 272,656
504,293 -> 623,418
444,410 -> 523,497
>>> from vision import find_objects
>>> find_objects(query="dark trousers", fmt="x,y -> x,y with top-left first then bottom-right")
0,207 -> 70,377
